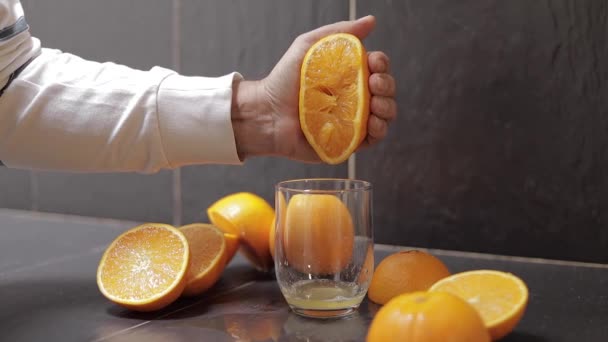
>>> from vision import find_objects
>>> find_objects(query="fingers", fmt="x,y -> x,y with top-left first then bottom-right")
366,50 -> 395,146
366,51 -> 396,146
300,15 -> 376,43
371,96 -> 396,122
368,51 -> 390,73
369,73 -> 395,97
366,115 -> 388,145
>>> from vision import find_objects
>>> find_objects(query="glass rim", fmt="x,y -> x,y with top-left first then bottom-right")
275,178 -> 372,193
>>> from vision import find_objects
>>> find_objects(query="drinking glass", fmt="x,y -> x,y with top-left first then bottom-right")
274,179 -> 374,318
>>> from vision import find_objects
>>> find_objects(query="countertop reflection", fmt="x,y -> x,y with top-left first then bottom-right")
0,209 -> 606,341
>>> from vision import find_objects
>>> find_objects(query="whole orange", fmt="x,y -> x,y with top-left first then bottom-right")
367,291 -> 491,342
207,192 -> 274,271
283,194 -> 354,275
368,250 -> 450,304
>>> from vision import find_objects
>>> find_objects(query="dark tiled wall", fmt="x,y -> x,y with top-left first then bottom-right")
0,168 -> 31,210
2,1 -> 606,263
358,0 -> 608,262
18,0 -> 176,223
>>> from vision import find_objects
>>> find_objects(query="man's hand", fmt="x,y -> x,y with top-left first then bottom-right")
232,15 -> 397,163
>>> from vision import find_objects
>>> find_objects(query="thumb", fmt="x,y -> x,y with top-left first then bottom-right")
302,15 -> 376,43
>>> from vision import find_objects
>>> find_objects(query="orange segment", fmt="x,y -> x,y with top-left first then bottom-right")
430,270 -> 529,340
368,250 -> 451,304
283,194 -> 354,275
299,33 -> 370,164
367,291 -> 491,342
96,223 -> 189,312
207,192 -> 275,271
179,223 -> 227,297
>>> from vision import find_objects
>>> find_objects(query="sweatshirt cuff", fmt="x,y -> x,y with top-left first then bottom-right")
156,72 -> 244,167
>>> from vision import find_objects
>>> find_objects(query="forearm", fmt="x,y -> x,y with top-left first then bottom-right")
0,48 -> 243,173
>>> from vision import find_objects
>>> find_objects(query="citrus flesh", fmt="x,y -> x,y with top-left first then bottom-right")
97,223 -> 190,312
179,223 -> 227,297
430,269 -> 529,340
299,33 -> 370,164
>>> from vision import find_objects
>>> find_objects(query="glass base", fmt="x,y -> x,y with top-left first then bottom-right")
290,306 -> 358,319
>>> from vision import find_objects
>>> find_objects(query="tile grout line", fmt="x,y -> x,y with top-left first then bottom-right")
171,0 -> 182,73
172,169 -> 182,226
0,208 -> 139,227
0,245 -> 108,279
374,244 -> 608,269
347,0 -> 357,180
171,0 -> 183,226
92,322 -> 151,342
93,280 -> 257,342
29,170 -> 38,211
155,280 -> 257,320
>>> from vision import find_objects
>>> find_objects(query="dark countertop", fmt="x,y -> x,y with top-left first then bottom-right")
0,209 -> 606,342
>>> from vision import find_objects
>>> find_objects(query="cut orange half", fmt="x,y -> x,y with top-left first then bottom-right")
97,223 -> 190,312
299,33 -> 370,164
430,270 -> 529,340
179,223 -> 227,297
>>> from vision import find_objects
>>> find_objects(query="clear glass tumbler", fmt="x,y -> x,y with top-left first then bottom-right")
274,179 -> 374,318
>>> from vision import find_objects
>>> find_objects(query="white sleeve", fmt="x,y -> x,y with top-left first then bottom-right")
0,0 -> 243,173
